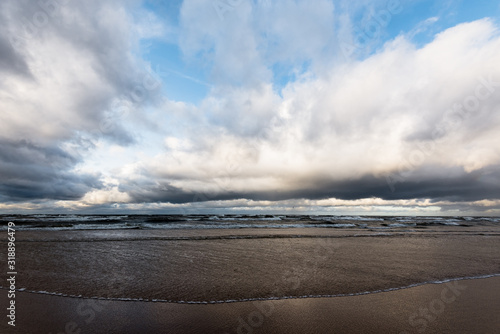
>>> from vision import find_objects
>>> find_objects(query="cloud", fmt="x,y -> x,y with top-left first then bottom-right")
0,0 -> 163,202
121,165 -> 500,205
1,1 -> 499,214
118,19 -> 500,208
179,0 -> 337,87
0,34 -> 31,78
0,138 -> 101,201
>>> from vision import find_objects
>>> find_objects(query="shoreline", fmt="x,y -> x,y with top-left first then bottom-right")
2,272 -> 500,305
2,276 -> 499,333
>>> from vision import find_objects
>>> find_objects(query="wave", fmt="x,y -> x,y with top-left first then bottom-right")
2,273 -> 499,304
10,230 -> 500,243
11,233 -> 404,242
1,214 -> 498,231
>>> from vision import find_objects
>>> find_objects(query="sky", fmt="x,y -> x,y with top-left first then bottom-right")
1,0 -> 500,215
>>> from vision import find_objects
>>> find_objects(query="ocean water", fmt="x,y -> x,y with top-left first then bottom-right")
1,214 -> 499,304
1,214 -> 499,231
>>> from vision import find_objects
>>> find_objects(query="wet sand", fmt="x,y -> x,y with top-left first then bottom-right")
1,276 -> 499,333
1,226 -> 499,333
4,230 -> 500,302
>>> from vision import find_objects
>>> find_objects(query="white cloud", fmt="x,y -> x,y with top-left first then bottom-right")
118,19 -> 500,207
179,0 -> 337,87
80,187 -> 131,205
0,0 -> 163,145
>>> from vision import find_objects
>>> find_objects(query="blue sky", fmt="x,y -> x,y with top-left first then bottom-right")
1,0 -> 500,215
140,0 -> 500,104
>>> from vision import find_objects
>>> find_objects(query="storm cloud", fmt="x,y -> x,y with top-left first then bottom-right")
0,138 -> 101,201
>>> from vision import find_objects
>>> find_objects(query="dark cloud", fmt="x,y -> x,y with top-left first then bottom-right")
0,2 -> 31,77
0,34 -> 31,77
0,139 -> 102,201
124,165 -> 500,205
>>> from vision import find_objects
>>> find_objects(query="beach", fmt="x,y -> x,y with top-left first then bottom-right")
3,0 -> 500,332
1,215 -> 499,333
1,277 -> 499,333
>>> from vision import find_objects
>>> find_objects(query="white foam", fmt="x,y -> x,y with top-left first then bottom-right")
329,223 -> 357,228
4,273 -> 498,304
337,216 -> 385,221
388,223 -> 416,227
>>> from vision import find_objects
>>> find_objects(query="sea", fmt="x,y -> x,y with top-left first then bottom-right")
1,213 -> 499,231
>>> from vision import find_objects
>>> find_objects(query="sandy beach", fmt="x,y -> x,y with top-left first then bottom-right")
1,223 -> 499,333
2,0 -> 500,332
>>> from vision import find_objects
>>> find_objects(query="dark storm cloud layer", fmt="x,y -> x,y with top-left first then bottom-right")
126,165 -> 500,204
0,139 -> 101,201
